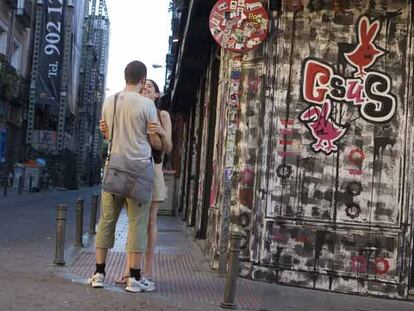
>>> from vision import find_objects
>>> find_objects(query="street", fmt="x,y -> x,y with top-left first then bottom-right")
2,189 -> 414,310
0,187 -> 191,311
0,187 -> 101,266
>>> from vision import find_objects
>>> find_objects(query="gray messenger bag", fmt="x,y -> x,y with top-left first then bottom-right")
102,92 -> 154,203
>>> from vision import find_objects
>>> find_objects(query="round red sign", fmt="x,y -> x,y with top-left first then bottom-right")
209,0 -> 269,52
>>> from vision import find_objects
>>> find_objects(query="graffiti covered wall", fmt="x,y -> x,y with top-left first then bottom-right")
206,52 -> 233,270
245,0 -> 414,298
177,0 -> 414,298
205,48 -> 266,270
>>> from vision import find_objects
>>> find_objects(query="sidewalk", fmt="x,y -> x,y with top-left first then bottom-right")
59,210 -> 414,311
61,210 -> 261,310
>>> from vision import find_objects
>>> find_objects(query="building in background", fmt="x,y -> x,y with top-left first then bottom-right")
0,0 -> 32,182
76,0 -> 109,186
167,0 -> 414,299
25,0 -> 109,189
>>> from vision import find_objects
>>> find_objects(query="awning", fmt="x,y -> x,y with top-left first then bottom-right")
170,0 -> 217,112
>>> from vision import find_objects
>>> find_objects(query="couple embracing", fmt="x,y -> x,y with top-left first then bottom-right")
88,60 -> 172,293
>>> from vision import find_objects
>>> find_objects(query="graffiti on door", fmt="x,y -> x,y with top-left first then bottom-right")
300,15 -> 397,155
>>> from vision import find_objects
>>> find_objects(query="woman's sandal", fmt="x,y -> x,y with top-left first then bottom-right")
115,275 -> 129,285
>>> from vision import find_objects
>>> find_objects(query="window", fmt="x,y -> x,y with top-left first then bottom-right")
0,20 -> 8,56
10,39 -> 22,71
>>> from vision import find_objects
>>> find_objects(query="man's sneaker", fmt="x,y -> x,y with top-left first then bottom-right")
141,276 -> 155,292
87,272 -> 105,288
125,277 -> 150,293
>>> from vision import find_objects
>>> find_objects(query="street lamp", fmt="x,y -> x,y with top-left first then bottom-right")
152,64 -> 163,69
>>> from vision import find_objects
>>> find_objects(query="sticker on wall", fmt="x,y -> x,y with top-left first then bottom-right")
300,15 -> 397,155
209,0 -> 269,52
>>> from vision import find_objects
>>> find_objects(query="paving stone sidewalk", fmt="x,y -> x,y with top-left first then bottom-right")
63,210 -> 262,311
59,210 -> 414,311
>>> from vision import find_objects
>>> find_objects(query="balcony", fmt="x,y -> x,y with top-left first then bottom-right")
166,53 -> 176,67
0,56 -> 19,101
10,76 -> 29,107
15,0 -> 32,28
0,55 -> 28,104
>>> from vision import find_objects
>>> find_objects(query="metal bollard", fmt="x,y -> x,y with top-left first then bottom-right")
74,198 -> 84,247
89,193 -> 99,235
54,204 -> 67,265
221,232 -> 243,310
17,176 -> 22,194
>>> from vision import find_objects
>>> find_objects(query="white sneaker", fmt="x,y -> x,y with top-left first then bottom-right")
141,276 -> 155,292
87,272 -> 105,288
125,277 -> 150,293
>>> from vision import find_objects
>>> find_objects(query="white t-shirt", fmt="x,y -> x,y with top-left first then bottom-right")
102,91 -> 158,161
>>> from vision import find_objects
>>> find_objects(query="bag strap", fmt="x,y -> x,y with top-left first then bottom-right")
107,92 -> 120,160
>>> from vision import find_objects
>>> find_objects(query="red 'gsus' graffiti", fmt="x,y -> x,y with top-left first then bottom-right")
300,16 -> 397,155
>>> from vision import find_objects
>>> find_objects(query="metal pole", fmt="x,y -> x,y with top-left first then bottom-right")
54,204 -> 67,265
221,232 -> 243,310
17,176 -> 22,194
74,198 -> 84,247
89,193 -> 99,234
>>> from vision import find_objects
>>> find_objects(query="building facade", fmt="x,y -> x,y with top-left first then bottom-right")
76,0 -> 109,186
25,0 -> 108,188
168,0 -> 414,299
0,0 -> 32,180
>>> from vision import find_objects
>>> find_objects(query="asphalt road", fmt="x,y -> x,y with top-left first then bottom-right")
0,187 -> 100,265
2,188 -> 414,311
0,187 -> 190,311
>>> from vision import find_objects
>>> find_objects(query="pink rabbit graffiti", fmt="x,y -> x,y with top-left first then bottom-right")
344,16 -> 385,77
300,100 -> 347,155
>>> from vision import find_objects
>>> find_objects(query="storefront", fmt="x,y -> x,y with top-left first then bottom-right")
172,0 -> 414,298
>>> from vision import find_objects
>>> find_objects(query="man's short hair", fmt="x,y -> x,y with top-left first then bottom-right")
124,61 -> 147,84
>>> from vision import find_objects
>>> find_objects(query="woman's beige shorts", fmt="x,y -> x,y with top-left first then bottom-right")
152,163 -> 166,202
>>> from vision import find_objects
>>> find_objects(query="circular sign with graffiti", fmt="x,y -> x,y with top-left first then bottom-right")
209,0 -> 269,52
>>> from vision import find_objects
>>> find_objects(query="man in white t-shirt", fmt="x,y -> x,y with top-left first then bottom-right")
88,60 -> 162,293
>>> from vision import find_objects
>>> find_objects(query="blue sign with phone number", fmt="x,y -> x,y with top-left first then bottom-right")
0,128 -> 7,163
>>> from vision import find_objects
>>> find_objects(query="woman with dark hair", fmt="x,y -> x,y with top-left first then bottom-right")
140,79 -> 173,290
99,79 -> 172,291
